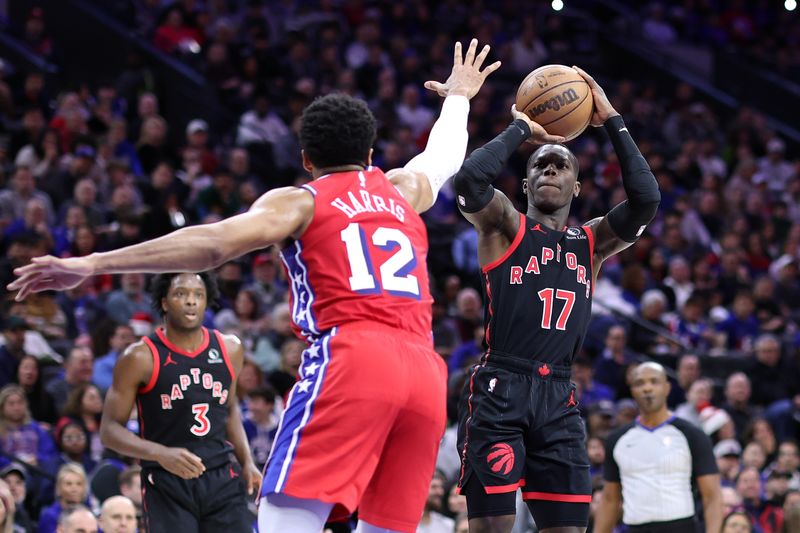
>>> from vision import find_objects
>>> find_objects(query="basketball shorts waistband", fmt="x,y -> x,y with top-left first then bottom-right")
484,351 -> 571,381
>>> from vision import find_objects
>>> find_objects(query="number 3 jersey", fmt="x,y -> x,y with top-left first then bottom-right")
137,327 -> 235,469
284,167 -> 433,341
483,213 -> 595,366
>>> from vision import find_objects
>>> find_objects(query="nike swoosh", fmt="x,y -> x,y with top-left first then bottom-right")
516,126 -> 527,136
619,127 -> 629,133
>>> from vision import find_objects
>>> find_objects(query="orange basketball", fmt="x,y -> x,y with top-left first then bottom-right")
515,64 -> 594,142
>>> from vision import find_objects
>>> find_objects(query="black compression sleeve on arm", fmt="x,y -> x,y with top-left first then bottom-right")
604,115 -> 661,242
453,119 -> 531,213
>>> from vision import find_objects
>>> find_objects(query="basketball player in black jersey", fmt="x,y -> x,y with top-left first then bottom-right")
451,67 -> 660,533
99,272 -> 261,533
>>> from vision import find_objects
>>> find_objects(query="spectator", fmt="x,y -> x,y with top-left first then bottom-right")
243,387 -> 278,469
594,325 -> 636,394
749,335 -> 799,408
15,355 -> 57,425
676,378 -> 713,427
244,250 -> 286,315
667,353 -> 701,408
104,273 -> 153,326
44,347 -> 94,408
0,317 -> 28,388
266,338 -> 303,399
723,372 -> 757,441
0,463 -> 35,532
38,464 -> 89,533
91,325 -> 135,392
715,439 -> 743,488
117,466 -> 141,531
235,93 -> 289,147
0,165 -> 55,229
98,495 -> 136,533
721,510 -> 753,533
416,470 -> 453,533
54,504 -> 96,533
572,356 -> 614,409
0,384 -> 56,468
57,384 -> 103,462
39,421 -> 95,508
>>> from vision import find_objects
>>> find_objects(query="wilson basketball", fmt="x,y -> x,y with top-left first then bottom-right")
515,64 -> 594,141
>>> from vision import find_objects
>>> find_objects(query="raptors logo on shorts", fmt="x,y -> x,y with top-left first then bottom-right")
487,443 -> 515,475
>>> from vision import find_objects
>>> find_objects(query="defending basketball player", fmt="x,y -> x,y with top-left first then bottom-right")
452,67 -> 660,533
99,272 -> 259,533
7,39 -> 549,533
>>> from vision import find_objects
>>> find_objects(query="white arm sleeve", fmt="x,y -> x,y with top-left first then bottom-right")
404,94 -> 470,200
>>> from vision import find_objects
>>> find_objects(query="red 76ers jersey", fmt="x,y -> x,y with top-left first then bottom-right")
281,167 -> 433,342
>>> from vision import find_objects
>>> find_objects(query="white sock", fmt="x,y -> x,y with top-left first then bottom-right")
258,493 -> 334,533
354,521 -> 405,533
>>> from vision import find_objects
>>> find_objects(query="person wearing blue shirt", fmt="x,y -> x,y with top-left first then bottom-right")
91,324 -> 135,392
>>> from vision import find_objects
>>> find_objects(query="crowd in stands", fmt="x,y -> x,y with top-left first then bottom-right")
0,1 -> 799,532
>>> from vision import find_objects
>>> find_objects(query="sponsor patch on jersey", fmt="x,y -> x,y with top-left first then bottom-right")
565,227 -> 586,239
208,348 -> 223,364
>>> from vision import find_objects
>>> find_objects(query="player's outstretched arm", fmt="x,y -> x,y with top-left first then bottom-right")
221,335 -> 262,496
453,105 -> 563,236
574,67 -> 660,275
388,38 -> 500,213
8,187 -> 314,300
100,342 -> 206,479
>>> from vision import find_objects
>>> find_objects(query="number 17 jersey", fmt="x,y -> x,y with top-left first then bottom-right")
483,213 -> 596,366
283,167 -> 433,341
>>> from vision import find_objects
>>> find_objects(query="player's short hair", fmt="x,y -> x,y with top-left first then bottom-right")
148,272 -> 221,316
299,93 -> 376,169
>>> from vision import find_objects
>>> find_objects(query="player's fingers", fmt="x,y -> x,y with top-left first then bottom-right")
474,44 -> 491,68
423,81 -> 444,93
464,38 -> 478,65
481,60 -> 502,78
572,65 -> 598,87
542,133 -> 567,143
453,41 -> 462,66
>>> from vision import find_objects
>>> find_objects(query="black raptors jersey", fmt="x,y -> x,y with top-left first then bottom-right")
483,213 -> 595,366
137,327 -> 234,469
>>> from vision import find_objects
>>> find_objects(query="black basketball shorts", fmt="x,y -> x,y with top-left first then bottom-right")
456,355 -> 591,528
141,460 -> 253,533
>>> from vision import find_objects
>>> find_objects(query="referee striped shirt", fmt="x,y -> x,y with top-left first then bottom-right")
603,416 -> 717,526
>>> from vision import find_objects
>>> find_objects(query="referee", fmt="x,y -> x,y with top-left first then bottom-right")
594,362 -> 723,533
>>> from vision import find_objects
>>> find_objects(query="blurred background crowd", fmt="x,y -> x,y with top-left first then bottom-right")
0,0 -> 799,532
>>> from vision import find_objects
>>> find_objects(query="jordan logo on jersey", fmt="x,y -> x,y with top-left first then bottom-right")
507,246 -> 591,297
164,354 -> 177,366
160,368 -> 229,410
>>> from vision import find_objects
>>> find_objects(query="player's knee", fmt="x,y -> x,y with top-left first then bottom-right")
468,514 -> 515,533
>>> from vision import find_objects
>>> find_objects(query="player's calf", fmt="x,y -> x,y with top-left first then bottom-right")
467,515 -> 516,533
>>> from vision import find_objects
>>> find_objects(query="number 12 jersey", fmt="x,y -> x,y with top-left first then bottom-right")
284,167 -> 433,341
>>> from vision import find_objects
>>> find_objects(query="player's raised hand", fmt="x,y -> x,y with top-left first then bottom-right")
424,38 -> 501,100
571,66 -> 620,126
242,461 -> 262,497
158,447 -> 206,479
511,104 -> 566,145
7,255 -> 94,301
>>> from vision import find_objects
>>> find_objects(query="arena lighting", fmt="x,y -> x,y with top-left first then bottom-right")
552,0 -> 564,11
787,0 -> 797,11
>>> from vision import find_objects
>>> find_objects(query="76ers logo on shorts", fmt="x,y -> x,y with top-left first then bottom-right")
487,443 -> 515,476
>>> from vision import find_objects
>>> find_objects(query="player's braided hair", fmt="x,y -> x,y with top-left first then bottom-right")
149,272 -> 221,316
299,93 -> 376,169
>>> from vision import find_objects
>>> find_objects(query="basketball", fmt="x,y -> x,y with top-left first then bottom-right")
515,64 -> 594,141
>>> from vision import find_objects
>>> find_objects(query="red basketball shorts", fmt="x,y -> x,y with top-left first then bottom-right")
261,322 -> 447,532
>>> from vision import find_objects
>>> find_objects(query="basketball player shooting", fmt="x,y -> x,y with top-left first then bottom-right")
8,39 -> 519,533
100,272 -> 259,533
452,67 -> 660,533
